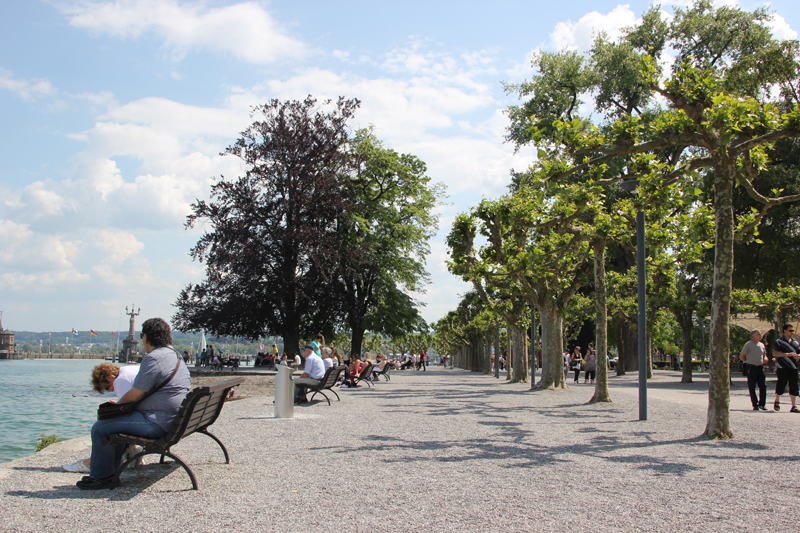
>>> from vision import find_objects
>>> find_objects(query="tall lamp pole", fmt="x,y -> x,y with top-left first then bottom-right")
620,179 -> 648,421
495,320 -> 501,379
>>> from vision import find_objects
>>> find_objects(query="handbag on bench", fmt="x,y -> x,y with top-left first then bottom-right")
97,349 -> 182,420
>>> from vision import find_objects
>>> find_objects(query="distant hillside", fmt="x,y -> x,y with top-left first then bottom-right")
12,330 -> 283,355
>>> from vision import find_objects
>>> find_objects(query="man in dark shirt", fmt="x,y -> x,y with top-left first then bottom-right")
772,323 -> 800,412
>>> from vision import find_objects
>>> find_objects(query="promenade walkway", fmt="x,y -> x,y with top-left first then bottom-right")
1,367 -> 798,532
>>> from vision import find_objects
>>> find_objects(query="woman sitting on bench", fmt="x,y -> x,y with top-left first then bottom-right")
75,318 -> 191,490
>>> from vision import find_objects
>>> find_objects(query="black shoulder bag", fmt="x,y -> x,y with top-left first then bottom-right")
97,348 -> 182,420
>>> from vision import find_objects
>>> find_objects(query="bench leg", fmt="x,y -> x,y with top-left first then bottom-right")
309,390 -> 331,406
110,449 -> 147,489
330,388 -> 340,402
161,450 -> 199,490
201,429 -> 230,464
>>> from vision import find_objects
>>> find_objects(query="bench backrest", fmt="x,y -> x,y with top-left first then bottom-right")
322,365 -> 346,389
161,377 -> 245,447
358,363 -> 374,379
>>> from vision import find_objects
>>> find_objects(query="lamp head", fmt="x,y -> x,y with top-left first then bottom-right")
618,179 -> 640,196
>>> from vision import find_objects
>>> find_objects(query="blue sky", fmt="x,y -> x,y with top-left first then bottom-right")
1,1 -> 798,333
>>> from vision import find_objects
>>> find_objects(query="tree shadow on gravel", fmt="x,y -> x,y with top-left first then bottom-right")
309,429 -> 731,475
5,462 -> 190,500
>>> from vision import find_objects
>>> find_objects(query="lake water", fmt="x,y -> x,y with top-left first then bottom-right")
0,359 -> 114,463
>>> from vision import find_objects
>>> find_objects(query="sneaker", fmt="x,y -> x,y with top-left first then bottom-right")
758,405 -> 767,410
753,406 -> 760,411
76,475 -> 115,490
62,460 -> 90,473
340,383 -> 349,388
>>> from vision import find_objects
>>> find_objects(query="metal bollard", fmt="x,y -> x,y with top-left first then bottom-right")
274,364 -> 295,418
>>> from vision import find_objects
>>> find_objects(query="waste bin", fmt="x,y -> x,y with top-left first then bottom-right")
274,364 -> 294,418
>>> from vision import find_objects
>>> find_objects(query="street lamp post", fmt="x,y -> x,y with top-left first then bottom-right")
495,320 -> 500,379
620,179 -> 648,421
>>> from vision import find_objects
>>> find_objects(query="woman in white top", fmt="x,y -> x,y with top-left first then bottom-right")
62,363 -> 141,473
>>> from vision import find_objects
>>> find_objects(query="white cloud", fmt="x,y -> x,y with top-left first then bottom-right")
767,13 -> 798,40
0,68 -> 56,101
550,4 -> 638,52
64,0 -> 305,64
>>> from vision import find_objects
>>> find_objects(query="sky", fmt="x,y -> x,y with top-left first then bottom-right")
1,0 -> 799,333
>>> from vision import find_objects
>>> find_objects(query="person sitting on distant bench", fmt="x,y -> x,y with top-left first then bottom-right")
255,352 -> 264,366
294,344 -> 325,404
341,354 -> 365,388
62,362 -> 141,474
322,347 -> 336,370
372,354 -> 388,379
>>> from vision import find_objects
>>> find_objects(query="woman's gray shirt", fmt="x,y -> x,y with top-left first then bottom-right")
131,346 -> 192,431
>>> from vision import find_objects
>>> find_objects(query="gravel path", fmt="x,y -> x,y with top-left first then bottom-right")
1,367 -> 798,532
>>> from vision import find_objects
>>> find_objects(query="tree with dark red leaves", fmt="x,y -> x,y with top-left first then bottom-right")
173,96 -> 358,356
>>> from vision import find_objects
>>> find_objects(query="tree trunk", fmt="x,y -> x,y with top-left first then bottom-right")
534,300 -> 567,390
508,321 -> 513,380
591,240 -> 612,403
679,312 -> 694,383
511,325 -> 529,383
620,324 -> 638,373
282,329 -> 301,363
350,327 -> 366,359
484,333 -> 493,375
705,167 -> 735,440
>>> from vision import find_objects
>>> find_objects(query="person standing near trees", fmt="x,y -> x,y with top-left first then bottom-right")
739,329 -> 768,411
569,347 -> 583,384
772,324 -> 800,413
584,344 -> 597,384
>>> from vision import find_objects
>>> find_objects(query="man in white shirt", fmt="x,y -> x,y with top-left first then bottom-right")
294,344 -> 325,404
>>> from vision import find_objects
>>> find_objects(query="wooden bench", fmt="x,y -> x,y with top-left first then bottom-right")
102,377 -> 245,490
308,365 -> 347,405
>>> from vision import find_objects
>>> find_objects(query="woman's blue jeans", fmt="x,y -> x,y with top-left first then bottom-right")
90,411 -> 167,479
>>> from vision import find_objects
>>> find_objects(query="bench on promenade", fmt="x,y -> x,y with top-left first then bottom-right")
102,376 -> 246,490
221,357 -> 240,371
353,363 -> 375,387
308,365 -> 347,405
373,363 -> 393,381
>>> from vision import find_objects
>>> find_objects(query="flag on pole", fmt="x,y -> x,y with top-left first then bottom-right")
259,343 -> 265,350
90,330 -> 98,337
72,328 -> 78,335
111,331 -> 116,339
39,340 -> 42,347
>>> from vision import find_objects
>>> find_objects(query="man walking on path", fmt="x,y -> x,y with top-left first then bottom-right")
772,324 -> 800,412
740,329 -> 769,410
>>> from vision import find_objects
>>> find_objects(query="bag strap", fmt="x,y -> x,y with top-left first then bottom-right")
126,347 -> 183,407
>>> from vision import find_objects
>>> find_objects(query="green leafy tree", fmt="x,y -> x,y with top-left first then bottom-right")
506,1 -> 800,438
334,129 -> 443,356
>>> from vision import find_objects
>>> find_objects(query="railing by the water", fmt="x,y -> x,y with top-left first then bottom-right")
4,352 -> 110,360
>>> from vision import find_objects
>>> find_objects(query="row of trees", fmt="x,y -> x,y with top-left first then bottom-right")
434,1 -> 800,439
173,97 -> 442,358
